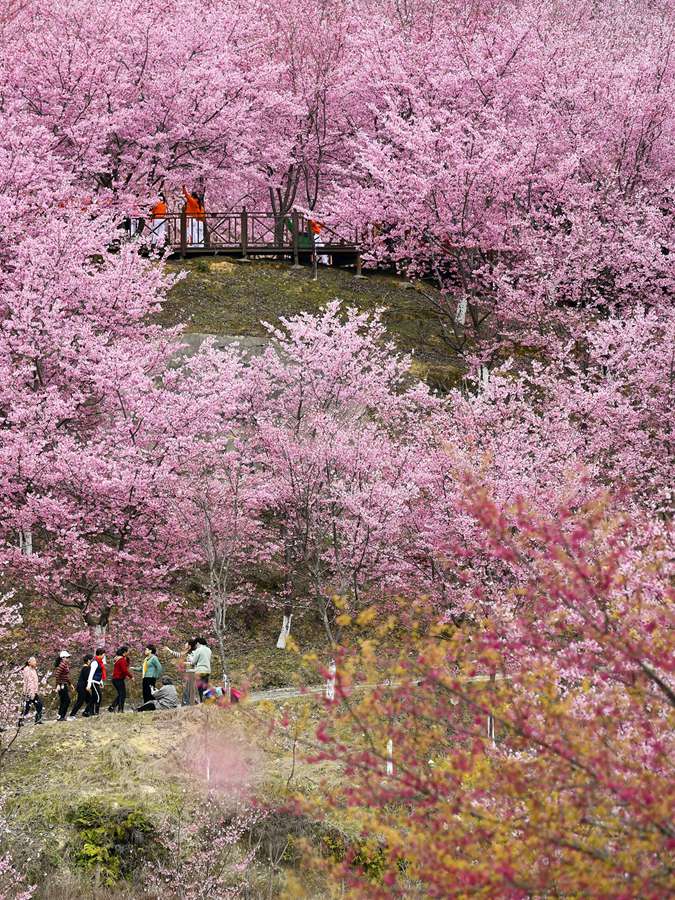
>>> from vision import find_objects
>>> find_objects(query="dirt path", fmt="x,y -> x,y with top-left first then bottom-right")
247,672 -> 505,703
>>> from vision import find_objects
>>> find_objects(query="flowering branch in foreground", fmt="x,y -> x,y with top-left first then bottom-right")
294,495 -> 674,898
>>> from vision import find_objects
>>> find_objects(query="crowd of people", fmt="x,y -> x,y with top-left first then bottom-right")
19,637 -> 215,725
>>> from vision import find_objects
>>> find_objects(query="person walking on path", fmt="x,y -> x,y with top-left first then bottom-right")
20,656 -> 43,725
191,637 -> 212,702
53,650 -> 72,721
136,644 -> 162,703
69,654 -> 93,719
108,646 -> 133,713
84,648 -> 106,717
136,675 -> 179,712
182,186 -> 206,246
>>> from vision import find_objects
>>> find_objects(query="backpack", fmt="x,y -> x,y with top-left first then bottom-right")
95,655 -> 107,681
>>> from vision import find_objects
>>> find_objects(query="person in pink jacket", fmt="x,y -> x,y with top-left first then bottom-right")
21,656 -> 43,725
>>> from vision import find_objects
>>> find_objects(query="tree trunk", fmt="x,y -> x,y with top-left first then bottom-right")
318,594 -> 337,647
83,603 -> 114,648
455,295 -> 468,325
269,169 -> 300,248
276,613 -> 292,649
479,365 -> 490,393
93,623 -> 107,647
215,627 -> 227,678
212,591 -> 228,677
18,528 -> 33,556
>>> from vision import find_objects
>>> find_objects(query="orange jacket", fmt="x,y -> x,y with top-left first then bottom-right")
182,187 -> 205,220
151,199 -> 167,217
309,219 -> 322,235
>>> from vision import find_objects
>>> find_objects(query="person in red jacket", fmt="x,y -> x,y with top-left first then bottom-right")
108,646 -> 133,713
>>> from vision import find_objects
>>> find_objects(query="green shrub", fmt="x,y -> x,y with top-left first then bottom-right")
322,831 -> 389,883
66,800 -> 159,886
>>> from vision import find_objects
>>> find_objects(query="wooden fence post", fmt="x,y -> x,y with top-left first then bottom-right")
180,209 -> 187,259
311,226 -> 318,281
292,210 -> 301,268
241,207 -> 249,260
325,659 -> 336,701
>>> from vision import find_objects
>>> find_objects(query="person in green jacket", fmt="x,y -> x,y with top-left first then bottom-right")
139,644 -> 162,703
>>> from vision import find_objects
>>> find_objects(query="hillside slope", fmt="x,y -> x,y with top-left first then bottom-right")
2,693 -> 334,899
159,258 -> 464,390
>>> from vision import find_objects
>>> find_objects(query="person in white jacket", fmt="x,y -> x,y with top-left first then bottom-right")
84,648 -> 106,717
191,638 -> 212,702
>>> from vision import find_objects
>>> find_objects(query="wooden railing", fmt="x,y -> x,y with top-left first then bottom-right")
132,209 -> 360,262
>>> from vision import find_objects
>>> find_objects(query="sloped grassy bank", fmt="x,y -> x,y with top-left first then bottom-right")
159,258 -> 465,391
0,696 -> 343,898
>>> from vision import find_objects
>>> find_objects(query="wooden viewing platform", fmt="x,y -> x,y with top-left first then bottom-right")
133,209 -> 363,270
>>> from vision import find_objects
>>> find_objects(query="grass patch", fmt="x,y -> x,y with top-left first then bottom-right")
159,258 -> 465,389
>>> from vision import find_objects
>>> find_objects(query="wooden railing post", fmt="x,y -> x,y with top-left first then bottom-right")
180,209 -> 187,258
311,225 -> 318,281
241,207 -> 248,259
292,210 -> 301,268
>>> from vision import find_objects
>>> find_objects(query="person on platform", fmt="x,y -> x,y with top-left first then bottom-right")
182,186 -> 206,246
149,191 -> 168,246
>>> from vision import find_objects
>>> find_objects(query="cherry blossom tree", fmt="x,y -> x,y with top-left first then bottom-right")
260,0 -> 357,232
5,0 -> 294,209
0,0 -> 670,662
327,0 -> 674,371
0,592 -> 26,764
0,111 -> 235,644
239,303 -> 442,643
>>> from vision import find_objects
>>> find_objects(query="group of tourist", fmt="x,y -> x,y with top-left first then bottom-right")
131,185 -> 206,247
132,187 -> 326,255
19,637 -> 214,725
